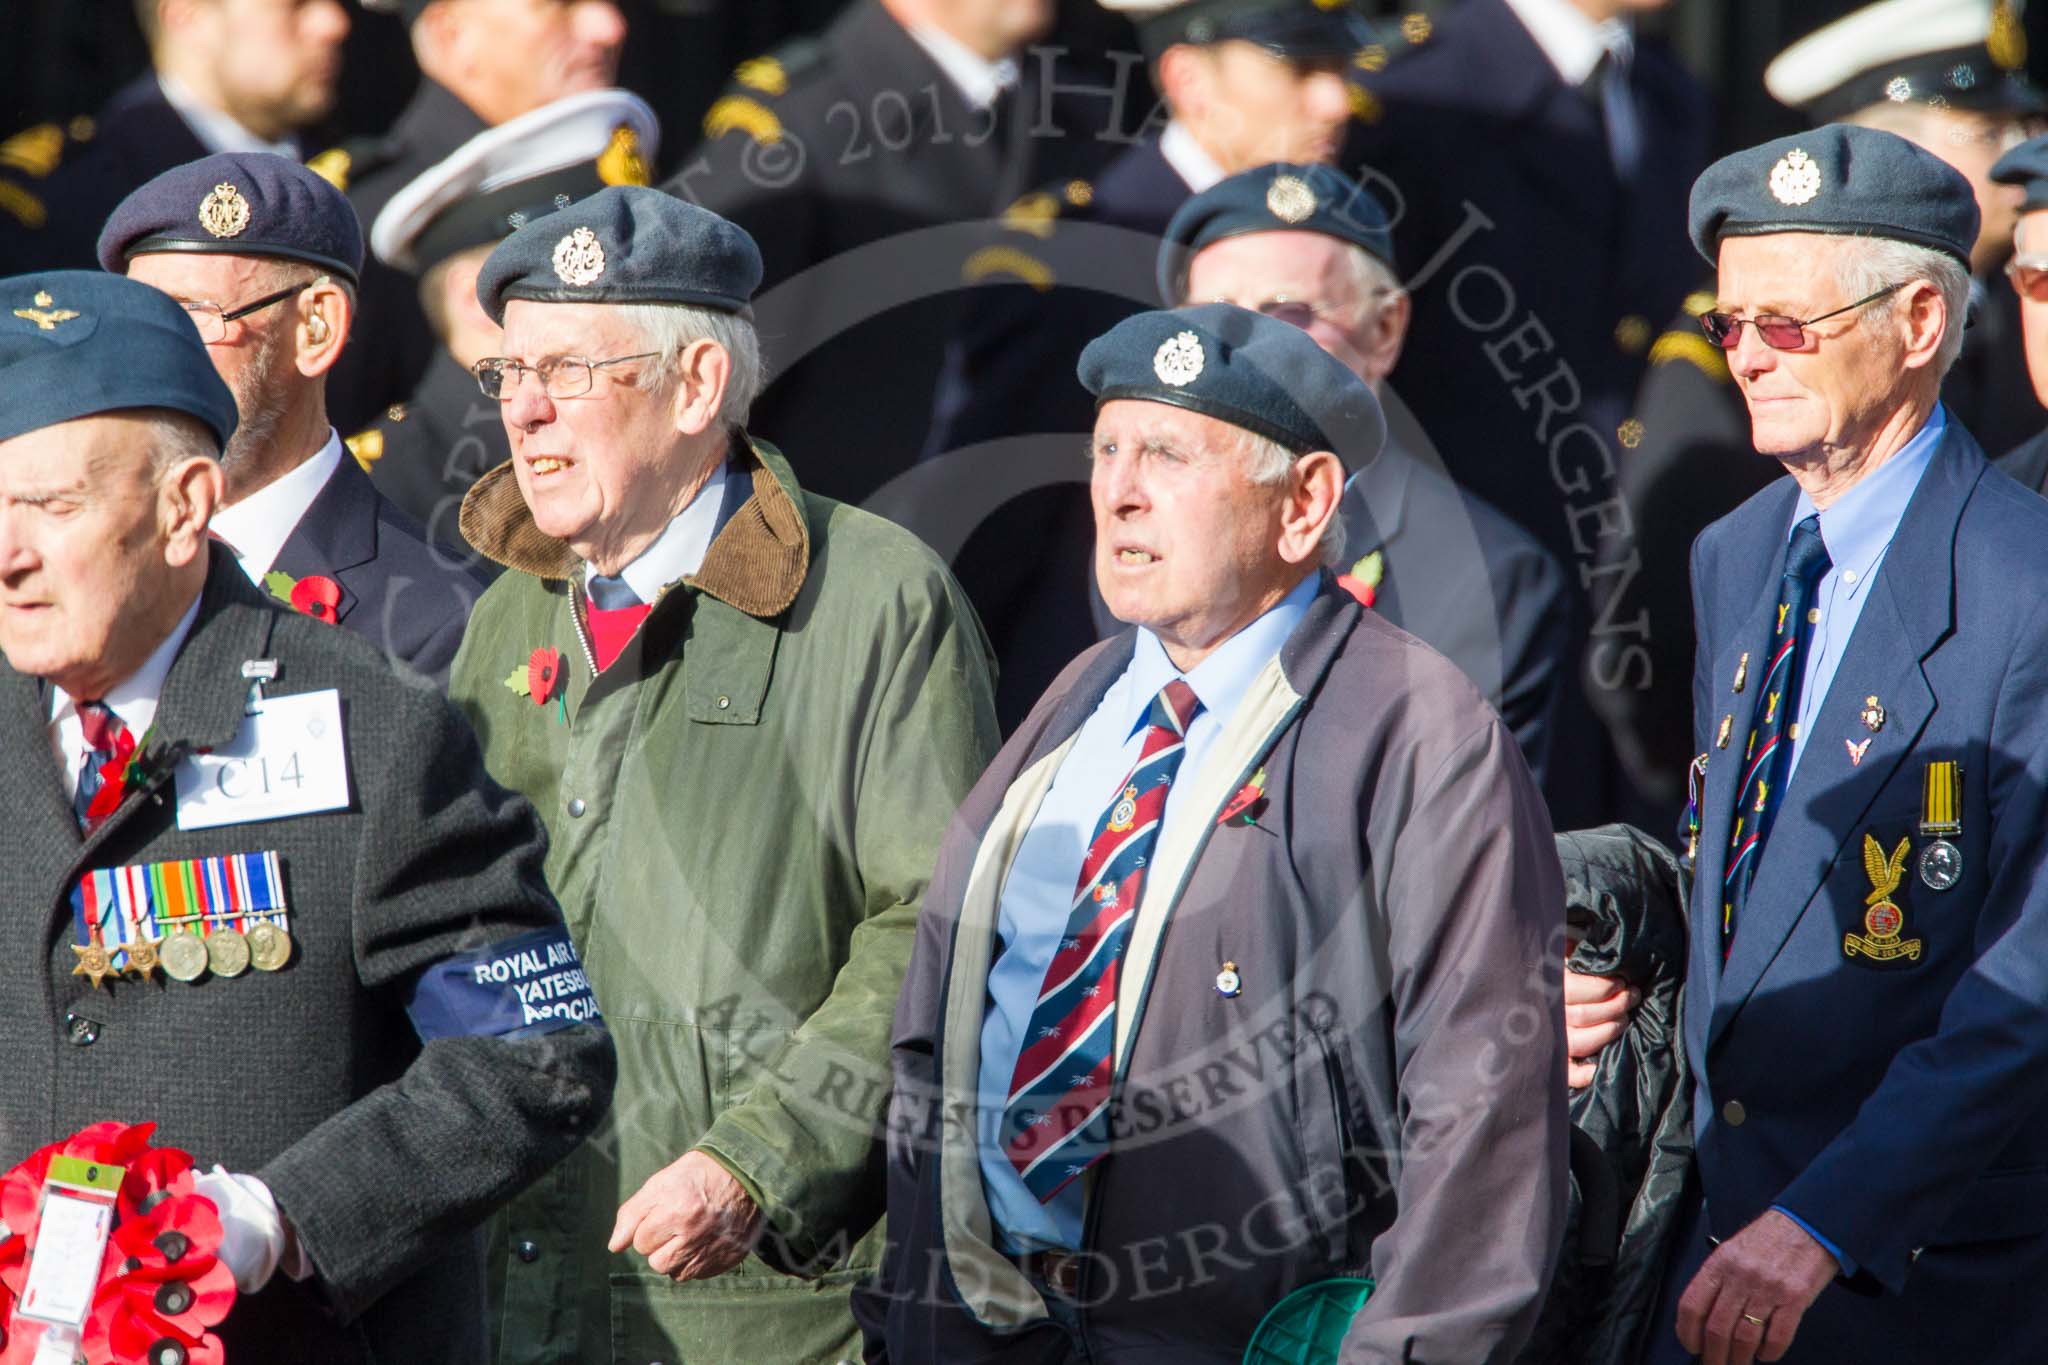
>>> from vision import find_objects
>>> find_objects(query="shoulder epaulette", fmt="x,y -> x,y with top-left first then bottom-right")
308,135 -> 398,194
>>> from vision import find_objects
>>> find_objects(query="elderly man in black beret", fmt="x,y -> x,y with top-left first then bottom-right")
861,302 -> 1567,1362
1632,122 -> 2048,1365
445,185 -> 998,1363
0,269 -> 613,1361
100,150 -> 490,685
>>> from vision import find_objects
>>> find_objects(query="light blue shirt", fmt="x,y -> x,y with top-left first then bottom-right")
1784,406 -> 1943,781
1757,406 -> 1941,1276
583,458 -> 733,601
977,574 -> 1318,1251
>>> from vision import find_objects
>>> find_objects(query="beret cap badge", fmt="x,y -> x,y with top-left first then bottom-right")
197,182 -> 251,239
1153,330 -> 1206,387
1769,148 -> 1822,206
551,225 -> 607,286
13,290 -> 79,331
1265,174 -> 1317,224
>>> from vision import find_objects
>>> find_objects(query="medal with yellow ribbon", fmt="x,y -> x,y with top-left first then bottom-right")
1918,761 -> 1963,892
1844,834 -> 1922,964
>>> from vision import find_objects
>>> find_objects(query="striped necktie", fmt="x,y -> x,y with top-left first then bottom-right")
1000,678 -> 1203,1203
1723,514 -> 1831,951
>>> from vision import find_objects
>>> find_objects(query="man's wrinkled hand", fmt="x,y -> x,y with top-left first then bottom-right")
1675,1209 -> 1839,1365
609,1150 -> 762,1281
1564,969 -> 1639,1089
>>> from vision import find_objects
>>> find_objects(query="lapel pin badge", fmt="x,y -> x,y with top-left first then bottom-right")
1733,652 -> 1749,693
1716,714 -> 1733,749
1214,961 -> 1242,998
1860,695 -> 1886,732
1846,737 -> 1872,767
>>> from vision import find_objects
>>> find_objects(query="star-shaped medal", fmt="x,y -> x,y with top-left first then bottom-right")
71,940 -> 116,989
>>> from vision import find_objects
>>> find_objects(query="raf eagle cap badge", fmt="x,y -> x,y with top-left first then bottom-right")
1769,149 -> 1822,207
1265,174 -> 1317,225
552,226 -> 607,286
198,182 -> 251,239
1154,330 -> 1205,387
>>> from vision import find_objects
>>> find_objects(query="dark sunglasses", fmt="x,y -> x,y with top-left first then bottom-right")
1696,282 -> 1907,352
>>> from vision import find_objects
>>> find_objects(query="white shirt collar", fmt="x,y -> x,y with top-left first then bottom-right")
156,73 -> 299,159
1159,121 -> 1228,195
587,458 -> 732,603
48,592 -> 203,795
1500,0 -> 1631,84
906,23 -> 1019,111
210,431 -> 345,581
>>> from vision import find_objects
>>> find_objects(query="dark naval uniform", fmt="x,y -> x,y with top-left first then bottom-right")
1597,290 -> 1777,814
315,79 -> 489,433
1340,439 -> 1571,785
665,0 -> 1108,507
0,76 -> 209,272
270,452 -> 492,683
350,349 -> 511,551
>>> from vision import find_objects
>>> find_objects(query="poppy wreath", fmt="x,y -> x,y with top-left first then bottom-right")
0,1122 -> 234,1365
259,572 -> 342,626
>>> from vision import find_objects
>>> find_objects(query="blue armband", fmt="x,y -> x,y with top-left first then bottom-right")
407,925 -> 603,1041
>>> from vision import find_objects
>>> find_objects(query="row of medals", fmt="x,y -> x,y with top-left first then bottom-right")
75,918 -> 292,985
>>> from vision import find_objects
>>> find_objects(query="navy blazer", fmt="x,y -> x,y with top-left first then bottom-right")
272,452 -> 490,686
1685,421 -> 2048,1322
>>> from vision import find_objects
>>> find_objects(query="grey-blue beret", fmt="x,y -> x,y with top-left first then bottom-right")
1688,123 -> 1979,266
1079,303 -> 1385,461
97,151 -> 364,285
474,185 -> 763,324
0,271 -> 238,449
1158,162 -> 1396,304
1993,133 -> 2048,214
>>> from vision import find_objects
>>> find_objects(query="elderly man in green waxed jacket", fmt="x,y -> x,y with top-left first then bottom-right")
445,185 -> 999,1364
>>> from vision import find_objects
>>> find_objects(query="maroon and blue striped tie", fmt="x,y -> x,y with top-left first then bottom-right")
1001,678 -> 1203,1202
1722,514 -> 1831,952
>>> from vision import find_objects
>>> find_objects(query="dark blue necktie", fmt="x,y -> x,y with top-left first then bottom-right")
1722,514 -> 1832,951
585,573 -> 642,610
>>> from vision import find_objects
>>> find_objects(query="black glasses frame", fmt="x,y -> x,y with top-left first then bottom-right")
182,279 -> 323,344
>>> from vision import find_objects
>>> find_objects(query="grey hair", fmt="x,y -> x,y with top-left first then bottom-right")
612,301 -> 765,432
1235,427 -> 1347,568
148,410 -> 222,477
1832,235 -> 1970,379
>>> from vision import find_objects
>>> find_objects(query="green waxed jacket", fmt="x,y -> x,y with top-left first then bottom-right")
449,439 -> 999,1364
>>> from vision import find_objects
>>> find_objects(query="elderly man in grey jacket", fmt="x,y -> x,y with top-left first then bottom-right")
860,302 -> 1568,1362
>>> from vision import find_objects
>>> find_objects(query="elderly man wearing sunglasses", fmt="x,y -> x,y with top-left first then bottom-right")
1641,121 -> 2048,1365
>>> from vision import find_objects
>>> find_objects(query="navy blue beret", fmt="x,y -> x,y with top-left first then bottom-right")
1688,124 -> 1979,266
1158,162 -> 1395,304
474,185 -> 763,324
1993,134 -> 2048,215
98,151 -> 365,285
0,271 -> 238,449
1122,0 -> 1376,61
1079,303 -> 1385,461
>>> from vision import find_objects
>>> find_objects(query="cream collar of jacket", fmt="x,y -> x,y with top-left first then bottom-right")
458,436 -> 812,619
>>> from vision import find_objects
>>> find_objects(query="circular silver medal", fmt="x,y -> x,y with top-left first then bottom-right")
1919,839 -> 1962,891
1214,961 -> 1242,998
